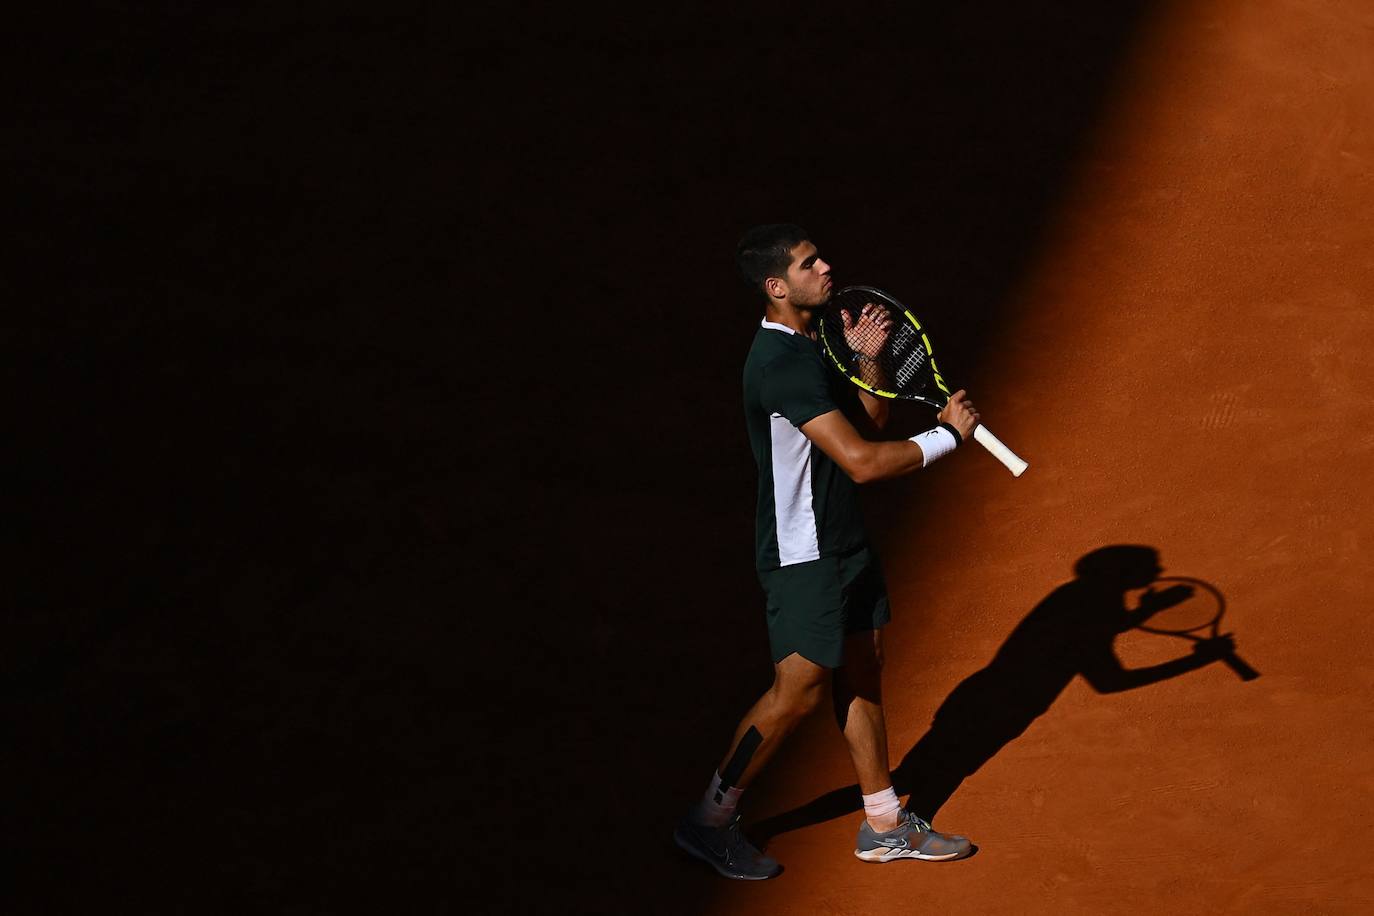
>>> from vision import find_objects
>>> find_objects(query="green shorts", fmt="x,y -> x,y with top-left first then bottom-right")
758,546 -> 891,669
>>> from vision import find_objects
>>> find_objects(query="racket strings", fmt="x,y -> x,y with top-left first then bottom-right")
889,323 -> 927,390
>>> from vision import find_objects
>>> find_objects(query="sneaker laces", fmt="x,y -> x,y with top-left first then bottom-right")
724,817 -> 763,858
905,810 -> 933,833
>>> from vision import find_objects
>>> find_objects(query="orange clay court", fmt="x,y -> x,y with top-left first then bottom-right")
672,1 -> 1374,913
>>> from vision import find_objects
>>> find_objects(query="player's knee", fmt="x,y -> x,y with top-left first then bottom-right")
794,679 -> 829,717
772,677 -> 827,720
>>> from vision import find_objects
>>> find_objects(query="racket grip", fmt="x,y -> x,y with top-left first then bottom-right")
1223,652 -> 1261,681
972,424 -> 1029,477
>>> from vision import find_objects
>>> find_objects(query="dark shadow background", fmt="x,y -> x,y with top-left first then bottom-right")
10,3 -> 1156,912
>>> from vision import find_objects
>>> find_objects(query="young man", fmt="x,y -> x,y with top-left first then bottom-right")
673,224 -> 980,879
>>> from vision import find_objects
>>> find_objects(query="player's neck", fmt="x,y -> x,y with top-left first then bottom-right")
764,302 -> 817,338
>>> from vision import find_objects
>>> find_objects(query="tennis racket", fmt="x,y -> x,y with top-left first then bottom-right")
1132,576 -> 1259,681
817,285 -> 1029,477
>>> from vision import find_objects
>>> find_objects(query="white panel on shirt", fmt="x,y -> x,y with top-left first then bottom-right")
769,412 -> 820,566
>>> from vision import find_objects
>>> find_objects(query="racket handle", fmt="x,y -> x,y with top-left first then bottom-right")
972,424 -> 1029,477
1223,651 -> 1261,681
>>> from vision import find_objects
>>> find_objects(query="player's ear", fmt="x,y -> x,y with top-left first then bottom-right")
765,276 -> 787,300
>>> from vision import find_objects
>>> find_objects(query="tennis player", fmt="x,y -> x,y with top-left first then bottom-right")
674,224 -> 978,879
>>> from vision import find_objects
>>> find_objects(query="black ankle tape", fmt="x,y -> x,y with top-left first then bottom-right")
716,726 -> 763,800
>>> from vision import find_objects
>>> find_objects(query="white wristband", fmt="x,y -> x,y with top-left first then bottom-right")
910,426 -> 959,467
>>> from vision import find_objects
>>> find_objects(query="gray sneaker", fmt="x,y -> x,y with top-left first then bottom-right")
674,814 -> 782,880
854,809 -> 973,863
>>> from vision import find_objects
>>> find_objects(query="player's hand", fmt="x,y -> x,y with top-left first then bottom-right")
1192,633 -> 1236,660
841,302 -> 892,358
937,389 -> 979,441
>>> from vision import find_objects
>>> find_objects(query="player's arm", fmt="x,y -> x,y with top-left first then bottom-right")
801,390 -> 979,484
1079,635 -> 1238,693
855,385 -> 890,431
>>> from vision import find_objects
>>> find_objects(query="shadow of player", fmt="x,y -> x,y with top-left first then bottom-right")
750,544 -> 1243,843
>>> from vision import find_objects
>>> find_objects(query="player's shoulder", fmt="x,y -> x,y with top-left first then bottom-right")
748,342 -> 811,387
743,325 -> 781,366
751,347 -> 830,411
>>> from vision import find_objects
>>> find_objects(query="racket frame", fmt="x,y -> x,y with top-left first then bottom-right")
818,285 -> 1028,477
818,286 -> 952,410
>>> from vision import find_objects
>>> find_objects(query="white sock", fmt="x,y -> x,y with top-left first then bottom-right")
692,771 -> 744,827
862,786 -> 902,826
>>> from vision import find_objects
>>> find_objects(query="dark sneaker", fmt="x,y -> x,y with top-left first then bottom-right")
674,814 -> 782,880
854,809 -> 973,863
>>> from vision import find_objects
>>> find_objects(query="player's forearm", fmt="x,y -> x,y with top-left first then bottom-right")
801,410 -> 961,485
847,440 -> 930,484
856,390 -> 889,430
855,359 -> 890,429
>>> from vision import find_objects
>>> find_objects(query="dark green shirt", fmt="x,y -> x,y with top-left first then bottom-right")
743,319 -> 869,570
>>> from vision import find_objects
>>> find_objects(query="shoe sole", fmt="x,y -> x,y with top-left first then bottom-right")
854,846 -> 971,863
673,827 -> 780,880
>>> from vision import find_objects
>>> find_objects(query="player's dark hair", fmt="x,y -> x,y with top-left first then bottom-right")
736,223 -> 810,296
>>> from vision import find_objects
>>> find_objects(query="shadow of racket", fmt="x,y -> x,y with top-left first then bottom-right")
1132,576 -> 1259,681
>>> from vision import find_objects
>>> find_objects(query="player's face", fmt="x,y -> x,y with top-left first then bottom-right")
782,240 -> 833,308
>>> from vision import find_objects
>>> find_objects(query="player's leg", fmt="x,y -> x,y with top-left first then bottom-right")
675,557 -> 844,880
834,627 -> 899,826
835,547 -> 973,863
675,652 -> 829,880
713,651 -> 831,795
